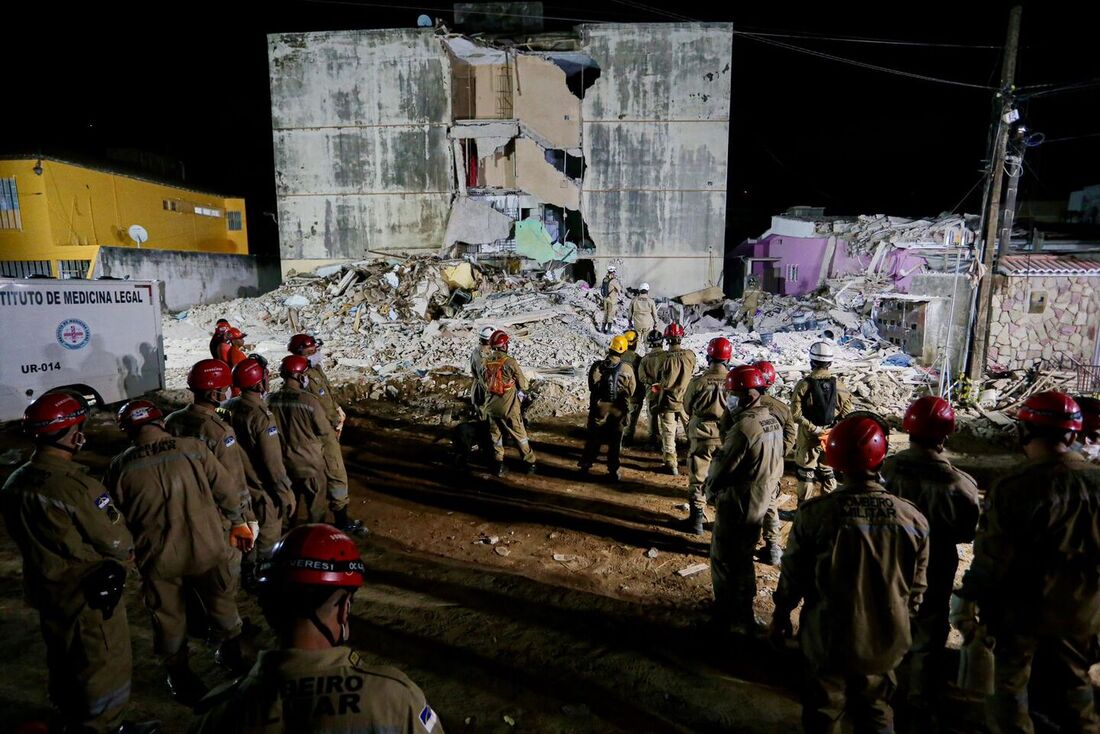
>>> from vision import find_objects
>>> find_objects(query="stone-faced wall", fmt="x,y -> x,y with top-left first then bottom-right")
988,274 -> 1100,370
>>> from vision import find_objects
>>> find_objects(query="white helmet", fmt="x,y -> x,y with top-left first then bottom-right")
607,265 -> 617,273
639,282 -> 650,292
479,325 -> 495,341
809,341 -> 835,362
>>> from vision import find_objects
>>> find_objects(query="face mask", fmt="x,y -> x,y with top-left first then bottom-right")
299,374 -> 310,389
726,394 -> 740,412
71,431 -> 87,453
308,353 -> 323,367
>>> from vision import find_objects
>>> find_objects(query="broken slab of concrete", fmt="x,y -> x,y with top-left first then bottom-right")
444,196 -> 515,246
514,138 -> 581,210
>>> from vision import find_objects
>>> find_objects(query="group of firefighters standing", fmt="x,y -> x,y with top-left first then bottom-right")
3,324 -> 440,734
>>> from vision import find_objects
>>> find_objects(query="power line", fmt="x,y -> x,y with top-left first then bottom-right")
608,0 -> 692,22
949,174 -> 988,214
302,0 -> 609,24
1041,131 -> 1100,144
734,31 -> 999,90
733,26 -> 1001,50
1018,78 -> 1100,99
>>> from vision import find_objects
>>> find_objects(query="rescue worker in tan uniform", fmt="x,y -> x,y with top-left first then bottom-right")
288,335 -> 367,537
681,337 -> 733,535
225,358 -> 298,543
739,275 -> 763,332
880,396 -> 979,719
268,356 -> 340,525
628,282 -> 659,339
627,330 -> 665,447
165,359 -> 264,572
619,329 -> 640,444
771,416 -> 930,734
751,360 -> 797,566
579,335 -> 637,482
1,393 -> 158,734
107,399 -> 255,706
600,266 -> 623,334
469,325 -> 496,462
954,392 -> 1100,733
785,341 -> 852,519
655,322 -> 696,475
480,330 -> 537,477
190,524 -> 443,734
703,366 -> 785,633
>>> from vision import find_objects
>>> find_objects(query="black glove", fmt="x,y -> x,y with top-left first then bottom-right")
82,561 -> 126,620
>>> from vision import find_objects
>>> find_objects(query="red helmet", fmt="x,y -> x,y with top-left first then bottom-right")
1075,396 -> 1100,435
280,355 -> 310,377
1017,391 -> 1083,432
288,334 -> 318,354
227,327 -> 247,340
903,396 -> 956,443
706,337 -> 733,362
258,524 -> 365,589
490,330 -> 510,351
725,365 -> 766,392
664,323 -> 685,339
233,358 -> 267,390
214,319 -> 231,334
116,400 -> 164,431
187,359 -> 232,391
23,392 -> 87,436
754,360 -> 777,388
826,415 -> 888,474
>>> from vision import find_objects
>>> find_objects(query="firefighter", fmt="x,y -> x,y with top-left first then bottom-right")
954,392 -> 1100,732
783,341 -> 852,519
224,358 -> 298,545
619,330 -> 640,444
1075,395 -> 1100,463
628,282 -> 659,339
190,525 -> 443,733
702,366 -> 785,632
626,329 -> 666,447
209,319 -> 232,361
879,396 -> 979,719
579,335 -> 637,482
750,360 -> 797,566
681,337 -> 733,535
600,265 -> 623,334
771,415 -> 930,734
165,359 -> 261,564
287,335 -> 366,537
107,400 -> 255,706
268,356 -> 362,535
739,275 -> 763,332
480,330 -> 537,476
655,322 -> 696,475
468,325 -> 496,462
1,393 -> 158,734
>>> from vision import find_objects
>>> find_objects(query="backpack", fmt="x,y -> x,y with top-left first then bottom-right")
596,361 -> 624,403
483,357 -> 515,397
802,377 -> 838,427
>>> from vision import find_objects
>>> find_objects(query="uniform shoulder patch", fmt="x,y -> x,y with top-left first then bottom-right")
223,435 -> 236,448
318,388 -> 326,396
419,705 -> 440,731
266,426 -> 278,437
95,492 -> 112,510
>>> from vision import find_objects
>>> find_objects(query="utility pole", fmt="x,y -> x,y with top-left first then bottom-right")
967,5 -> 1023,381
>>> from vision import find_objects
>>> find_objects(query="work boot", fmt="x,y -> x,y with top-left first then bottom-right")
729,612 -> 768,638
663,454 -> 679,476
608,468 -> 621,482
334,509 -> 369,537
578,462 -> 591,476
165,655 -> 208,707
215,633 -> 254,676
494,462 -> 508,477
682,508 -> 705,536
754,542 -> 782,567
777,508 -> 797,522
116,720 -> 162,734
525,463 -> 537,476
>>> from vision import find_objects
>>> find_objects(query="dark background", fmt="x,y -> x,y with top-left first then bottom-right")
4,2 -> 1097,256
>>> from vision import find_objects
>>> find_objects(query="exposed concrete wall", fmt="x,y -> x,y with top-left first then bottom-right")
269,29 -> 453,262
908,273 -> 974,376
988,274 -> 1100,370
579,24 -> 732,297
94,247 -> 281,312
514,55 -> 581,150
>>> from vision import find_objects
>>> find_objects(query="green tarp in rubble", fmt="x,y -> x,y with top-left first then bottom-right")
515,218 -> 578,265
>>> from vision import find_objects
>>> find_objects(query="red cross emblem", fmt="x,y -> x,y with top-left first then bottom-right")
63,325 -> 85,344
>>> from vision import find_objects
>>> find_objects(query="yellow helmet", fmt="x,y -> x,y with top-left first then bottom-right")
624,329 -> 638,347
609,335 -> 629,354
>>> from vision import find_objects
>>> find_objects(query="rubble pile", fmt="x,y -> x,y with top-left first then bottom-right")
816,213 -> 979,255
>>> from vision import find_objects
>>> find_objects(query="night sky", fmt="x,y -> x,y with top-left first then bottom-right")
4,2 -> 1098,256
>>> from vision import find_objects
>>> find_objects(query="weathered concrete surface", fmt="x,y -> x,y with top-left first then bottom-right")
269,29 -> 453,261
95,247 -> 281,312
580,24 -> 732,297
444,196 -> 515,245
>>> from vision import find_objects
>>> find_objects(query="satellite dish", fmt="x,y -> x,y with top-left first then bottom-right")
417,14 -> 432,27
128,224 -> 149,246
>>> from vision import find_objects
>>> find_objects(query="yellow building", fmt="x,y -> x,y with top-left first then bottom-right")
0,156 -> 248,278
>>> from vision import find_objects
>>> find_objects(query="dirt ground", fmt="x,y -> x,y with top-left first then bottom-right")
0,393 -> 1024,733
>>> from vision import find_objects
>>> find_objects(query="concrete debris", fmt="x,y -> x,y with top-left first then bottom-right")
645,548 -> 659,559
676,563 -> 709,578
553,553 -> 575,563
494,546 -> 511,557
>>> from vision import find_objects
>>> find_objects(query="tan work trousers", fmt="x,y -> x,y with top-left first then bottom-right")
142,555 -> 243,658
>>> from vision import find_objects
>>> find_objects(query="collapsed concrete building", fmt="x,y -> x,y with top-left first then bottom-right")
267,23 -> 732,296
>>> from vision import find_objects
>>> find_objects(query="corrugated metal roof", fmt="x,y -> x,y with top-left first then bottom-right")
998,254 -> 1100,276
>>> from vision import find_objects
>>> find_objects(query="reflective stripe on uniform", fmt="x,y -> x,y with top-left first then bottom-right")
88,681 -> 131,716
328,486 -> 349,501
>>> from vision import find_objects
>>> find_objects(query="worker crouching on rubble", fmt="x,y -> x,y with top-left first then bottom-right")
954,392 -> 1100,732
771,415 -> 930,734
579,335 -> 637,482
681,337 -> 733,536
879,396 -> 978,721
480,330 -> 537,476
